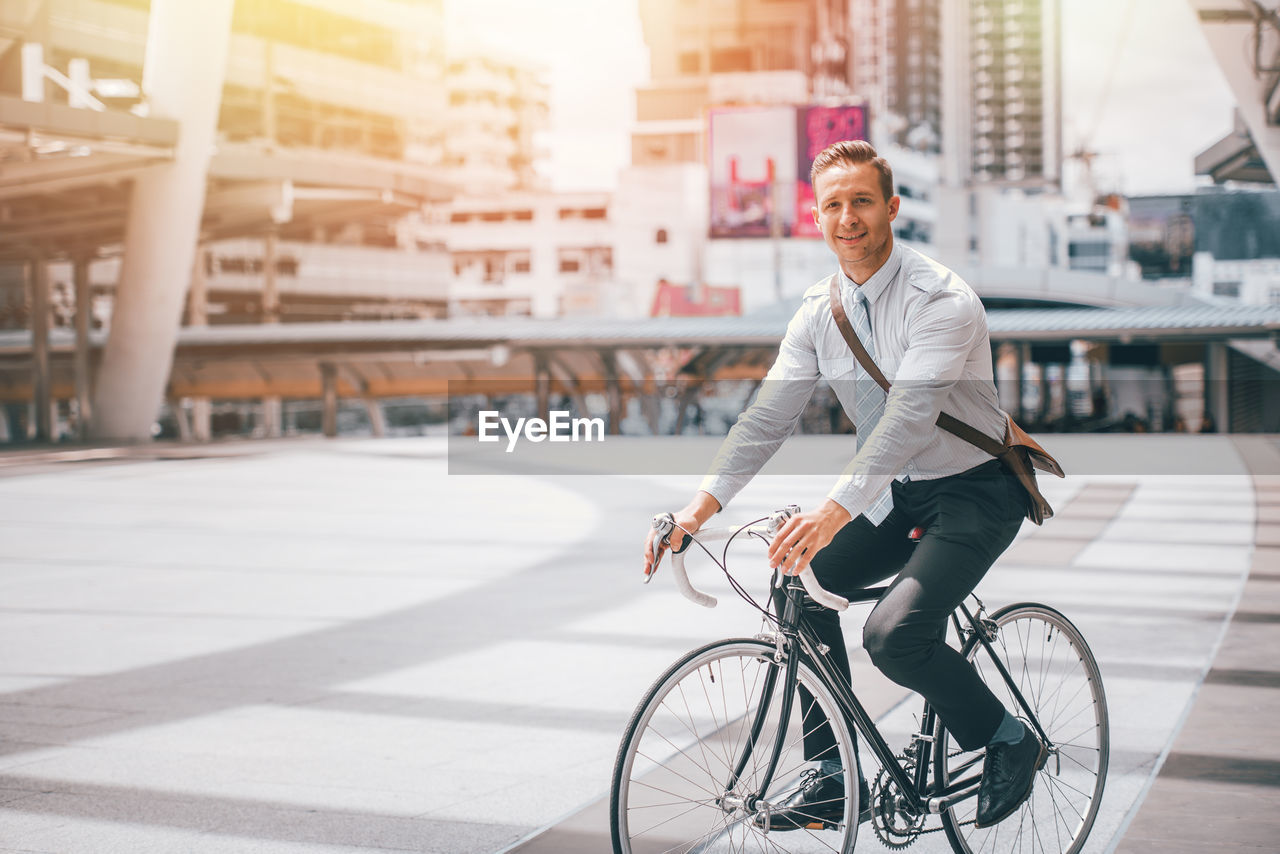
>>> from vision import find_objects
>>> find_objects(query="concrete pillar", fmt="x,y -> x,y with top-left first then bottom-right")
169,397 -> 192,441
191,399 -> 211,442
72,252 -> 93,440
1205,341 -> 1229,433
29,254 -> 52,442
1017,341 -> 1030,422
547,355 -> 591,421
262,397 -> 283,438
534,352 -> 550,422
320,362 -> 338,438
90,0 -> 235,441
363,398 -> 385,438
995,341 -> 1018,418
186,245 -> 212,442
259,230 -> 282,437
599,350 -> 622,435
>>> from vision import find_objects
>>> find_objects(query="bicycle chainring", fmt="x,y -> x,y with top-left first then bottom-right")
871,762 -> 926,850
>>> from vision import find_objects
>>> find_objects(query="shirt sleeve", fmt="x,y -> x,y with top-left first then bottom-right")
826,288 -> 985,517
699,303 -> 820,510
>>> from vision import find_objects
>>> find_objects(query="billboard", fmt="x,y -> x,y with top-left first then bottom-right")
793,105 -> 869,238
708,104 -> 868,239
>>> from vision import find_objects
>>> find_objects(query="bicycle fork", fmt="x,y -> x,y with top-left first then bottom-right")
717,587 -> 805,819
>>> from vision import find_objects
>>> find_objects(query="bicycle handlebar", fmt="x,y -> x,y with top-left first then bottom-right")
650,507 -> 850,612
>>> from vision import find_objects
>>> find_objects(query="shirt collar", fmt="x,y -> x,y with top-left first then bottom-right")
838,242 -> 902,307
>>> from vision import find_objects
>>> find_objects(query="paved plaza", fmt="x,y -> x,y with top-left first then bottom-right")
0,434 -> 1277,852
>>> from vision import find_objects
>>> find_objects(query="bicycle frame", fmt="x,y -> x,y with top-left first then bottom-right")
736,576 -> 1057,820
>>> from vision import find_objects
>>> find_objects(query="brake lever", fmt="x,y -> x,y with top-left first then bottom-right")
645,512 -> 691,584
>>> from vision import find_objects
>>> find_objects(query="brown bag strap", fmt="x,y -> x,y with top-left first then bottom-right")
827,275 -> 1006,457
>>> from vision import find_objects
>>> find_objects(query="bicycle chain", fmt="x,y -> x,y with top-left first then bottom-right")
870,758 -> 926,849
869,748 -> 980,848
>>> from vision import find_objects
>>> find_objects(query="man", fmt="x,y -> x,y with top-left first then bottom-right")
642,140 -> 1043,831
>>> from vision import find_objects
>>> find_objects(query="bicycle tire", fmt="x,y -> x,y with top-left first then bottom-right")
611,638 -> 860,854
934,603 -> 1110,854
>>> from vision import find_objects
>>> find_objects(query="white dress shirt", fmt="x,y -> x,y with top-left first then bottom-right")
699,242 -> 1007,521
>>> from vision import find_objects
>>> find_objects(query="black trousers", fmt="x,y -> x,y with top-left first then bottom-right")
794,460 -> 1026,760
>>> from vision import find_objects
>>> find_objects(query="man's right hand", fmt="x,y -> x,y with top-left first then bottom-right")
643,491 -> 722,579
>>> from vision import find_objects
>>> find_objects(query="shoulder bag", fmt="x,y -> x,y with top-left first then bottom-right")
828,278 -> 1064,525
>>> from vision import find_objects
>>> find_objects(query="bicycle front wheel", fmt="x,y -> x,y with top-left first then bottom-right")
935,604 -> 1110,854
611,638 -> 859,854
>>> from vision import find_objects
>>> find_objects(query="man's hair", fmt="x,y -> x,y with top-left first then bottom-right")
809,140 -> 894,201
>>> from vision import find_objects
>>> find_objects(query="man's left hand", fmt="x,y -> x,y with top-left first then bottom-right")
767,499 -> 853,576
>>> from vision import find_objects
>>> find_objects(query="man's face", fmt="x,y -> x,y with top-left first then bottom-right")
811,162 -> 899,283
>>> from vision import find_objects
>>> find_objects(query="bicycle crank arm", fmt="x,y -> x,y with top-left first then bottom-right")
927,780 -> 981,814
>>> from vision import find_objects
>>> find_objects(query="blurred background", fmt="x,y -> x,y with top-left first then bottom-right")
1,0 -> 1278,447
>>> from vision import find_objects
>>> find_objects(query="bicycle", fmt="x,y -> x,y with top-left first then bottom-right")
611,506 -> 1109,854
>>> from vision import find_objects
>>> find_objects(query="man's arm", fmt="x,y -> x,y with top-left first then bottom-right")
642,302 -> 820,576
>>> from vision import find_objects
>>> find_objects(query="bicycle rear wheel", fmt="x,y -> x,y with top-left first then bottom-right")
935,604 -> 1109,854
611,638 -> 859,854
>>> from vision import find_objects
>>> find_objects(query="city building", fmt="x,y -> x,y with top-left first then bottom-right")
1064,195 -> 1131,277
443,52 -> 550,194
632,0 -> 852,170
3,0 -> 456,331
1128,189 -> 1280,292
618,0 -> 945,314
417,191 -> 619,318
942,0 -> 1062,189
1196,108 -> 1276,186
1,0 -> 456,440
851,0 -> 944,153
1190,1 -> 1280,188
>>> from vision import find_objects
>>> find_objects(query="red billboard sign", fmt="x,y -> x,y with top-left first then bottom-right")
708,104 -> 868,239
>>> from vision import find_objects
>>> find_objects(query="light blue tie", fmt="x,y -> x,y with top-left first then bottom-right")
852,288 -> 894,525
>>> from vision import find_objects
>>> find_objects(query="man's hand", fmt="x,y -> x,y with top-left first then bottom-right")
643,491 -> 722,578
767,499 -> 853,576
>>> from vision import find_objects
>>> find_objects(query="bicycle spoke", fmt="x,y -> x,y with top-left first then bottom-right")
635,746 -> 725,802
1039,772 -> 1092,810
630,792 -> 724,843
681,678 -> 731,788
695,662 -> 735,778
935,606 -> 1108,854
615,641 -> 858,854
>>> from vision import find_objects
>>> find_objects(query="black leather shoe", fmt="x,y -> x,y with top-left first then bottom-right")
975,722 -> 1048,828
757,769 -> 872,831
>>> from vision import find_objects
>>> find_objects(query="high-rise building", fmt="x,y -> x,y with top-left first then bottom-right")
444,53 -> 550,193
852,0 -> 943,153
632,0 -> 851,167
621,0 -> 952,312
943,0 -> 1062,188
